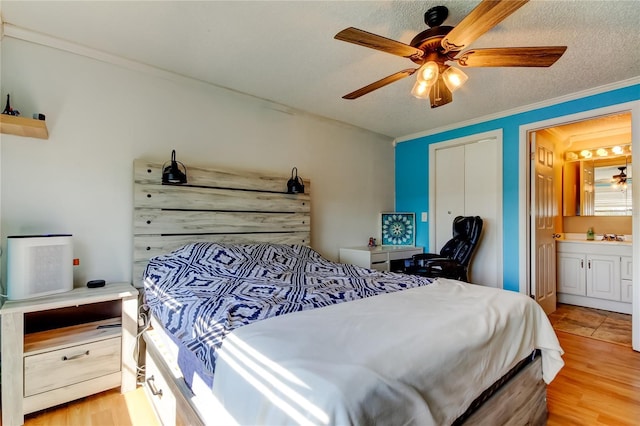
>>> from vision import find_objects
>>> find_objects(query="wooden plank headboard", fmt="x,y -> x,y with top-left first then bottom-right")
132,159 -> 311,287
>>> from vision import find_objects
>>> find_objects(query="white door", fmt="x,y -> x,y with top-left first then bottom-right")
465,139 -> 499,286
531,133 -> 557,314
434,145 -> 465,250
431,132 -> 502,287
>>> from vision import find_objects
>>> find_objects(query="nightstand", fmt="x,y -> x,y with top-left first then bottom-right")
339,246 -> 423,272
1,282 -> 138,426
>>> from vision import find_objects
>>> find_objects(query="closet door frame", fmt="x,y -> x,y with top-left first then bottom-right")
428,129 -> 503,288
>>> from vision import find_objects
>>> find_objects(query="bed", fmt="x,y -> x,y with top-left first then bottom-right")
133,159 -> 564,425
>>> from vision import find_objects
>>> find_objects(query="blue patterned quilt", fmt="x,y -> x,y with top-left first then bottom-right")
143,243 -> 433,380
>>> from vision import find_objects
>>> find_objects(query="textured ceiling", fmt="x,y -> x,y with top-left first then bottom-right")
1,1 -> 639,138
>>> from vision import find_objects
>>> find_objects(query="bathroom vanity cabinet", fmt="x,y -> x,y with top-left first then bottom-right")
557,240 -> 632,314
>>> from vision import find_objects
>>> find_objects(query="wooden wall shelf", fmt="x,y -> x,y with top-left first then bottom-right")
0,114 -> 49,139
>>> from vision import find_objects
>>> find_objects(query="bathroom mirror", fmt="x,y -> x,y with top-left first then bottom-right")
563,156 -> 632,216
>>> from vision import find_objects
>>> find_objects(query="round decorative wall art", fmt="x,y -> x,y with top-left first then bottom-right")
381,212 -> 415,246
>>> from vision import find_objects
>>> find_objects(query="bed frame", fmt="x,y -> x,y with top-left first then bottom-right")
132,158 -> 547,425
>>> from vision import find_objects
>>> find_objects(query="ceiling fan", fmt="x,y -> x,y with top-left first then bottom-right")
613,166 -> 628,187
334,0 -> 567,108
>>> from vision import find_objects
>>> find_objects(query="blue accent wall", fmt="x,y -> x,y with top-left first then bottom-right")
395,84 -> 640,292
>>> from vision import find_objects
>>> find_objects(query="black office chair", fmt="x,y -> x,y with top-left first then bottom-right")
406,216 -> 483,282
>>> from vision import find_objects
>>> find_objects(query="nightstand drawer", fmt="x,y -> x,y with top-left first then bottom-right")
24,337 -> 121,396
370,253 -> 388,263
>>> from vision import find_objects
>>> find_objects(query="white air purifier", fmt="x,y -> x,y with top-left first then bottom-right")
6,234 -> 74,300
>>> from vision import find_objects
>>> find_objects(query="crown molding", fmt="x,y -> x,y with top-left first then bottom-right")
395,76 -> 640,144
2,23 -> 201,84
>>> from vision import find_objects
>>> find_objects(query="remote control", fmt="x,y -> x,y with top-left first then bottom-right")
87,279 -> 106,288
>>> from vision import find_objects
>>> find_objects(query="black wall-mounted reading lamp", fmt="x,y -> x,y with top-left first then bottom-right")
287,167 -> 305,194
162,150 -> 188,184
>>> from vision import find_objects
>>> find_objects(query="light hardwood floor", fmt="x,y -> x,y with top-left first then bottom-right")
18,386 -> 159,426
547,331 -> 640,425
3,310 -> 638,425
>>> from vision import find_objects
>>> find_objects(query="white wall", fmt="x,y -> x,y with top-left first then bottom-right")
0,38 -> 395,288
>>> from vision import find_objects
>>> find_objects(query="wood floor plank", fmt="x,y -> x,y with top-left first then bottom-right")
124,386 -> 158,424
547,330 -> 640,426
18,388 -> 159,426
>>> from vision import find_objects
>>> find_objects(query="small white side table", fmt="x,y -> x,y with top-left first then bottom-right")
1,282 -> 138,425
339,246 -> 423,272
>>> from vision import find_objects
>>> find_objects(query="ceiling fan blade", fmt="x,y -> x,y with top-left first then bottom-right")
441,0 -> 529,54
455,47 -> 567,67
342,69 -> 417,100
335,27 -> 424,59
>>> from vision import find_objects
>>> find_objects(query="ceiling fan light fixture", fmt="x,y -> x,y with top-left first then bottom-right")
416,61 -> 439,86
412,61 -> 439,100
442,66 -> 468,92
411,81 -> 431,99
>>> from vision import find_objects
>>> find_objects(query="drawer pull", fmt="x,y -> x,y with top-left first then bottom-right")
147,375 -> 163,397
62,350 -> 90,361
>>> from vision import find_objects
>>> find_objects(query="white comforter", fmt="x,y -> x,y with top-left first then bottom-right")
208,279 -> 564,425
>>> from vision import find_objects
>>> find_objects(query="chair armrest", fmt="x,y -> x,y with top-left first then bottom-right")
412,253 -> 441,261
412,253 -> 443,268
412,257 -> 468,281
421,257 -> 463,270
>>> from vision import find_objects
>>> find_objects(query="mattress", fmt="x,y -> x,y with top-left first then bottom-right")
143,242 -> 564,425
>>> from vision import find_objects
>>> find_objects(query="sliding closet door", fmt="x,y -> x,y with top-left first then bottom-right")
434,145 -> 465,250
464,139 -> 499,287
431,133 -> 502,288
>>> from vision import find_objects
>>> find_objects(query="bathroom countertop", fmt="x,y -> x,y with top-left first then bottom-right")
557,233 -> 632,245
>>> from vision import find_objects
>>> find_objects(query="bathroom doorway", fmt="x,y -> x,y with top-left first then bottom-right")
520,101 -> 640,352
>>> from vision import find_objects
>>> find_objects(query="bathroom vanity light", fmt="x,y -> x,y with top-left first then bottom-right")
564,143 -> 631,161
